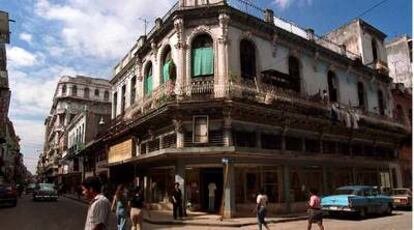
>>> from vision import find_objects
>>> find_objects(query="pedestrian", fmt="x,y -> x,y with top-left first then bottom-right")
171,182 -> 183,220
82,176 -> 111,230
307,188 -> 324,230
208,182 -> 217,212
111,184 -> 128,230
256,188 -> 270,230
129,186 -> 151,230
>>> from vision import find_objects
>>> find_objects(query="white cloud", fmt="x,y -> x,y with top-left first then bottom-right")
35,0 -> 175,59
19,32 -> 33,44
273,0 -> 312,10
6,46 -> 38,67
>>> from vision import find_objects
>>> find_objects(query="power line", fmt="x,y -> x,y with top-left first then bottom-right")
354,0 -> 389,19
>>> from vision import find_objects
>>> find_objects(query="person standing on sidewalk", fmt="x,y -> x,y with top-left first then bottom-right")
256,189 -> 270,230
82,176 -> 111,230
129,187 -> 151,230
111,184 -> 128,230
171,182 -> 183,220
307,188 -> 324,230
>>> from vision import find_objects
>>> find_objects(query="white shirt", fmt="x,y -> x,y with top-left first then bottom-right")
208,183 -> 217,197
85,194 -> 111,230
256,194 -> 268,207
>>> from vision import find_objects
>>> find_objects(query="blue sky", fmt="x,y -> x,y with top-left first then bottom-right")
1,0 -> 412,173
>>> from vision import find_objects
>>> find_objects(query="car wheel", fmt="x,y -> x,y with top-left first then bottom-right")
359,208 -> 367,219
385,204 -> 392,215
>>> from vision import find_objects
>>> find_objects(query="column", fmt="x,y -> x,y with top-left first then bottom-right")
322,166 -> 328,194
223,113 -> 233,146
283,165 -> 291,212
173,119 -> 184,148
175,160 -> 186,215
215,13 -> 230,98
223,162 -> 235,218
173,16 -> 186,99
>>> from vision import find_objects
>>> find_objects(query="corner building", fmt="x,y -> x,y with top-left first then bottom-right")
104,0 -> 408,217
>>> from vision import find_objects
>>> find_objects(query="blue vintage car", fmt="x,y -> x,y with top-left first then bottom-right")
321,185 -> 393,218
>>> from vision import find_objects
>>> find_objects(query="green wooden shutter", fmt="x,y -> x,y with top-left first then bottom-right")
202,47 -> 213,75
192,48 -> 202,77
163,61 -> 170,83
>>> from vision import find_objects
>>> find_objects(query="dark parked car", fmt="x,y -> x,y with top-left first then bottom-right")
390,188 -> 412,209
0,183 -> 17,207
33,183 -> 58,201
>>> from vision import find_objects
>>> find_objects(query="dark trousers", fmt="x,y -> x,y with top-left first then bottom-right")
173,203 -> 183,219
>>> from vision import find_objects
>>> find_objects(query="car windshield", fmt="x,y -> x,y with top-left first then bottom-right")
334,189 -> 357,195
392,189 -> 410,195
39,184 -> 55,191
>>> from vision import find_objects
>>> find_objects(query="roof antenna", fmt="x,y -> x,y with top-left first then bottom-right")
138,18 -> 149,36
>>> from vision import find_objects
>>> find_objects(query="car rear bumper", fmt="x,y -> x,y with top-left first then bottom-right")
33,195 -> 58,200
322,206 -> 357,212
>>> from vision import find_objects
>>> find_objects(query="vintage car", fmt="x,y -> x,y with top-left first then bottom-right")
0,182 -> 17,207
321,185 -> 393,218
33,183 -> 58,201
390,188 -> 412,209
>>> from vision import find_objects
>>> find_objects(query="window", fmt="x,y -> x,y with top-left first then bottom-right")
286,136 -> 302,151
121,85 -> 126,113
130,76 -> 136,105
357,82 -> 365,109
409,109 -> 412,126
193,116 -> 208,143
192,34 -> 213,78
62,85 -> 67,95
261,133 -> 282,150
327,71 -> 338,103
161,46 -> 176,83
305,139 -> 320,153
144,62 -> 153,95
240,39 -> 256,80
113,92 -> 117,116
104,91 -> 110,102
72,85 -> 77,96
395,104 -> 404,123
377,90 -> 385,115
288,56 -> 301,92
371,38 -> 378,63
322,141 -> 336,154
84,87 -> 90,99
233,130 -> 256,147
94,89 -> 100,97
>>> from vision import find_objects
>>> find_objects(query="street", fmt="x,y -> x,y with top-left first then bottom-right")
0,195 -> 411,230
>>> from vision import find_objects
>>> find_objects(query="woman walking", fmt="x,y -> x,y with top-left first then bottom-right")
111,184 -> 128,230
129,187 -> 151,230
256,189 -> 270,230
307,188 -> 324,230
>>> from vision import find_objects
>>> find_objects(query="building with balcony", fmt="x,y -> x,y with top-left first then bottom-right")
386,35 -> 412,88
40,75 -> 111,183
91,0 -> 408,217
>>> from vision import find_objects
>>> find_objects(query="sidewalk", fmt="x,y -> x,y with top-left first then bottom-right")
63,193 -> 307,228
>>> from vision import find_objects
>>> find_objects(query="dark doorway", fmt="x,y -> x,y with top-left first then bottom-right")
200,168 -> 223,212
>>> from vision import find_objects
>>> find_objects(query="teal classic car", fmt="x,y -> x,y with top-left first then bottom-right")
321,185 -> 393,218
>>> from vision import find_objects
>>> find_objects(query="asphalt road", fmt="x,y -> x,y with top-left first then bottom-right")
0,194 -> 411,230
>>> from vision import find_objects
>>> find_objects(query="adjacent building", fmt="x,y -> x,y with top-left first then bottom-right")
38,75 -> 111,183
386,35 -> 412,88
92,0 -> 408,218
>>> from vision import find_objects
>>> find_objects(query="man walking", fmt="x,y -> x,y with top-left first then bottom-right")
83,176 -> 111,230
171,182 -> 183,220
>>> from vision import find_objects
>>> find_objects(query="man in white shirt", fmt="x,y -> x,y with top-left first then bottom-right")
208,182 -> 216,212
256,189 -> 270,230
83,177 -> 111,230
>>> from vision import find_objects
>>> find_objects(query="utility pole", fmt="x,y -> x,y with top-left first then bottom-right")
138,18 -> 149,36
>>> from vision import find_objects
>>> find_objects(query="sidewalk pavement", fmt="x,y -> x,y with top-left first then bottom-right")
63,193 -> 308,228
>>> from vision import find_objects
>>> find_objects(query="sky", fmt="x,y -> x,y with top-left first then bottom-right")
0,0 -> 412,174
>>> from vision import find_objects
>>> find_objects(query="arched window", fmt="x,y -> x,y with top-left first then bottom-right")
95,89 -> 100,97
130,76 -> 136,105
192,34 -> 213,78
161,46 -> 176,84
104,91 -> 110,102
372,38 -> 378,63
377,89 -> 385,115
62,85 -> 67,96
357,82 -> 365,109
144,62 -> 153,95
72,85 -> 77,96
240,39 -> 256,80
121,85 -> 126,113
84,87 -> 90,99
327,71 -> 338,103
395,104 -> 404,123
288,56 -> 301,92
